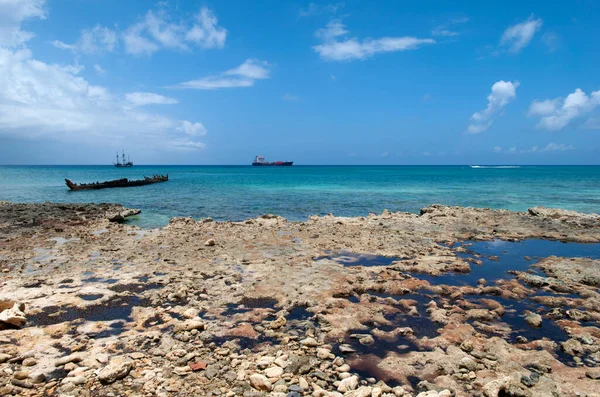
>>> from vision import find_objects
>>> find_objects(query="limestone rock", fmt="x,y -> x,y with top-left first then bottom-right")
249,373 -> 272,391
98,361 -> 133,384
0,301 -> 26,328
337,375 -> 359,392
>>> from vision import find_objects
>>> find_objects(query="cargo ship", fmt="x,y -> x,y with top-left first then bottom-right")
252,155 -> 293,166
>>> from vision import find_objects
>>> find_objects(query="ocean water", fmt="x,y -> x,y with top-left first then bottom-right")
0,165 -> 598,228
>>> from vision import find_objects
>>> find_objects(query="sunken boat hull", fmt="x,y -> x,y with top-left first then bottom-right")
65,174 -> 168,191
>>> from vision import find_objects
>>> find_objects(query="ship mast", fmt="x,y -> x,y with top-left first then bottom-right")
122,150 -> 126,165
116,151 -> 120,165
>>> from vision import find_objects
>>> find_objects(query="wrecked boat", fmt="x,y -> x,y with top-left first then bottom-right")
65,174 -> 168,191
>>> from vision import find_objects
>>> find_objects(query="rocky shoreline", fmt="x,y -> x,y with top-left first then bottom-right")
1,202 -> 600,397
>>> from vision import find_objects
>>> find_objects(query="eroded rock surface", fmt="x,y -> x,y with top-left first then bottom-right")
0,202 -> 599,396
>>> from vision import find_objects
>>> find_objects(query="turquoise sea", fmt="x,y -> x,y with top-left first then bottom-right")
0,165 -> 598,228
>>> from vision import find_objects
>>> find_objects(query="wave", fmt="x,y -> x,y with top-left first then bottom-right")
470,165 -> 521,169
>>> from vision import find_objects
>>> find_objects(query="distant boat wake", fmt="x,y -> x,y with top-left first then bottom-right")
470,165 -> 521,169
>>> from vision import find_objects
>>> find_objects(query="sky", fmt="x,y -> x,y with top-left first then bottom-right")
0,0 -> 599,165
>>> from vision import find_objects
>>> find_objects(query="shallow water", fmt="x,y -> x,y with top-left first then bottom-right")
1,165 -> 599,228
422,239 -> 600,286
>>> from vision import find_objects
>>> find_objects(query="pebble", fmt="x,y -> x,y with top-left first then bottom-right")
249,373 -> 272,391
265,366 -> 284,379
300,337 -> 319,347
98,361 -> 133,384
337,375 -> 358,392
55,353 -> 84,366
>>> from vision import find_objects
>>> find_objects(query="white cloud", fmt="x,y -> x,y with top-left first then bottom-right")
93,64 -> 106,76
431,27 -> 459,37
431,17 -> 468,38
177,120 -> 207,136
0,47 -> 206,151
467,80 -> 519,134
500,16 -> 543,54
283,93 -> 299,101
170,59 -> 271,90
313,19 -> 435,61
53,24 -> 117,54
528,88 -> 600,131
124,7 -> 226,56
185,7 -> 227,49
0,0 -> 46,47
541,32 -> 560,52
541,142 -> 574,152
125,92 -> 178,107
495,143 -> 575,154
299,3 -> 343,18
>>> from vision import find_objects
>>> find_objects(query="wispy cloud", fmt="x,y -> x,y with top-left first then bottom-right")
431,16 -> 468,37
528,88 -> 600,131
298,2 -> 344,18
468,80 -> 519,134
125,92 -> 178,107
282,93 -> 299,101
313,19 -> 434,61
123,7 -> 226,56
500,16 -> 543,54
0,0 -> 46,47
169,59 -> 271,90
93,64 -> 106,76
494,143 -> 575,154
53,25 -> 117,54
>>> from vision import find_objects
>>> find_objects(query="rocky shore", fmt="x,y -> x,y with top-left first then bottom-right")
1,202 -> 600,397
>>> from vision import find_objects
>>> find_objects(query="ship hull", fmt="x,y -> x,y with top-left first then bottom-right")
252,161 -> 293,166
114,163 -> 133,168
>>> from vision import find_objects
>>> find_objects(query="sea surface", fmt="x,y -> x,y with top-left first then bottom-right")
0,165 -> 598,228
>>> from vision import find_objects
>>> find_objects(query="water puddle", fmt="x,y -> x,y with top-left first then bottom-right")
316,251 -> 403,267
421,239 -> 600,286
222,297 -> 278,317
82,277 -> 120,284
79,294 -> 104,301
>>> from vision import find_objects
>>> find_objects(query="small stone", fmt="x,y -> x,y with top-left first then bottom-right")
524,313 -> 542,328
55,353 -> 83,366
29,372 -> 46,384
189,361 -> 207,371
316,348 -> 331,359
298,377 -> 309,390
98,361 -> 133,384
249,373 -> 272,391
22,358 -> 36,367
11,379 -> 33,389
300,337 -> 318,347
204,238 -> 216,246
270,316 -> 287,329
338,344 -> 356,353
358,335 -> 374,346
460,340 -> 474,352
0,302 -> 26,328
0,354 -> 11,364
62,375 -> 87,385
95,353 -> 109,364
336,364 -> 350,373
265,367 -> 284,379
337,375 -> 359,392
459,357 -> 477,371
129,352 -> 145,359
174,319 -> 205,333
13,371 -> 29,380
586,370 -> 600,380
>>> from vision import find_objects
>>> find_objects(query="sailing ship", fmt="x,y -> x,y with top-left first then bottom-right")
65,174 -> 168,191
252,155 -> 293,166
114,150 -> 133,167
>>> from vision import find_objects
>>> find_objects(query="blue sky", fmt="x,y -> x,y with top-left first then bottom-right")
0,0 -> 599,165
